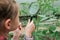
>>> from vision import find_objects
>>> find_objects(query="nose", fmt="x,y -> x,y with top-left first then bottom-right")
18,25 -> 21,30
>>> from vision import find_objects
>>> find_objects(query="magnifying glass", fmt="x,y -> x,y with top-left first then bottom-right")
29,2 -> 39,21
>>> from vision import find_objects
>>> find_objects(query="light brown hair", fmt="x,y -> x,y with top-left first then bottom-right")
0,0 -> 18,31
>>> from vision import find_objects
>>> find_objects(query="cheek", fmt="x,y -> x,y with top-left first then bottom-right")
15,17 -> 20,27
10,23 -> 18,31
10,13 -> 20,31
11,18 -> 20,30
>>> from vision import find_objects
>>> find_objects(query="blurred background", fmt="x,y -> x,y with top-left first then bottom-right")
9,0 -> 60,40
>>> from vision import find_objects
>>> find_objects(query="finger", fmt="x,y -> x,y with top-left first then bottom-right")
30,20 -> 33,24
30,20 -> 35,28
27,19 -> 30,24
30,20 -> 34,27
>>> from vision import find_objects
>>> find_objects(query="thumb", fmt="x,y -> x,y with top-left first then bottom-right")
27,19 -> 30,24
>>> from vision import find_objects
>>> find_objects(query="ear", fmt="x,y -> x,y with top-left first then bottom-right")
4,19 -> 11,30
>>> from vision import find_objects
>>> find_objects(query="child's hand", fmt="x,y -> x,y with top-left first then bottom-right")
25,19 -> 35,37
13,23 -> 22,40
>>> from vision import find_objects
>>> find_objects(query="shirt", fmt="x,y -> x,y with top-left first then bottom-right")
0,35 -> 7,40
24,35 -> 33,40
0,35 -> 33,40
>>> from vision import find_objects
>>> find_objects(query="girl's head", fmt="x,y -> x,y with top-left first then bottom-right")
0,0 -> 19,32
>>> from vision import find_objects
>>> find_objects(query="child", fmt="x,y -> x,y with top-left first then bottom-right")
0,0 -> 35,40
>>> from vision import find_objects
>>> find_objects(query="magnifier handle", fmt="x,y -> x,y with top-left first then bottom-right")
30,17 -> 32,21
